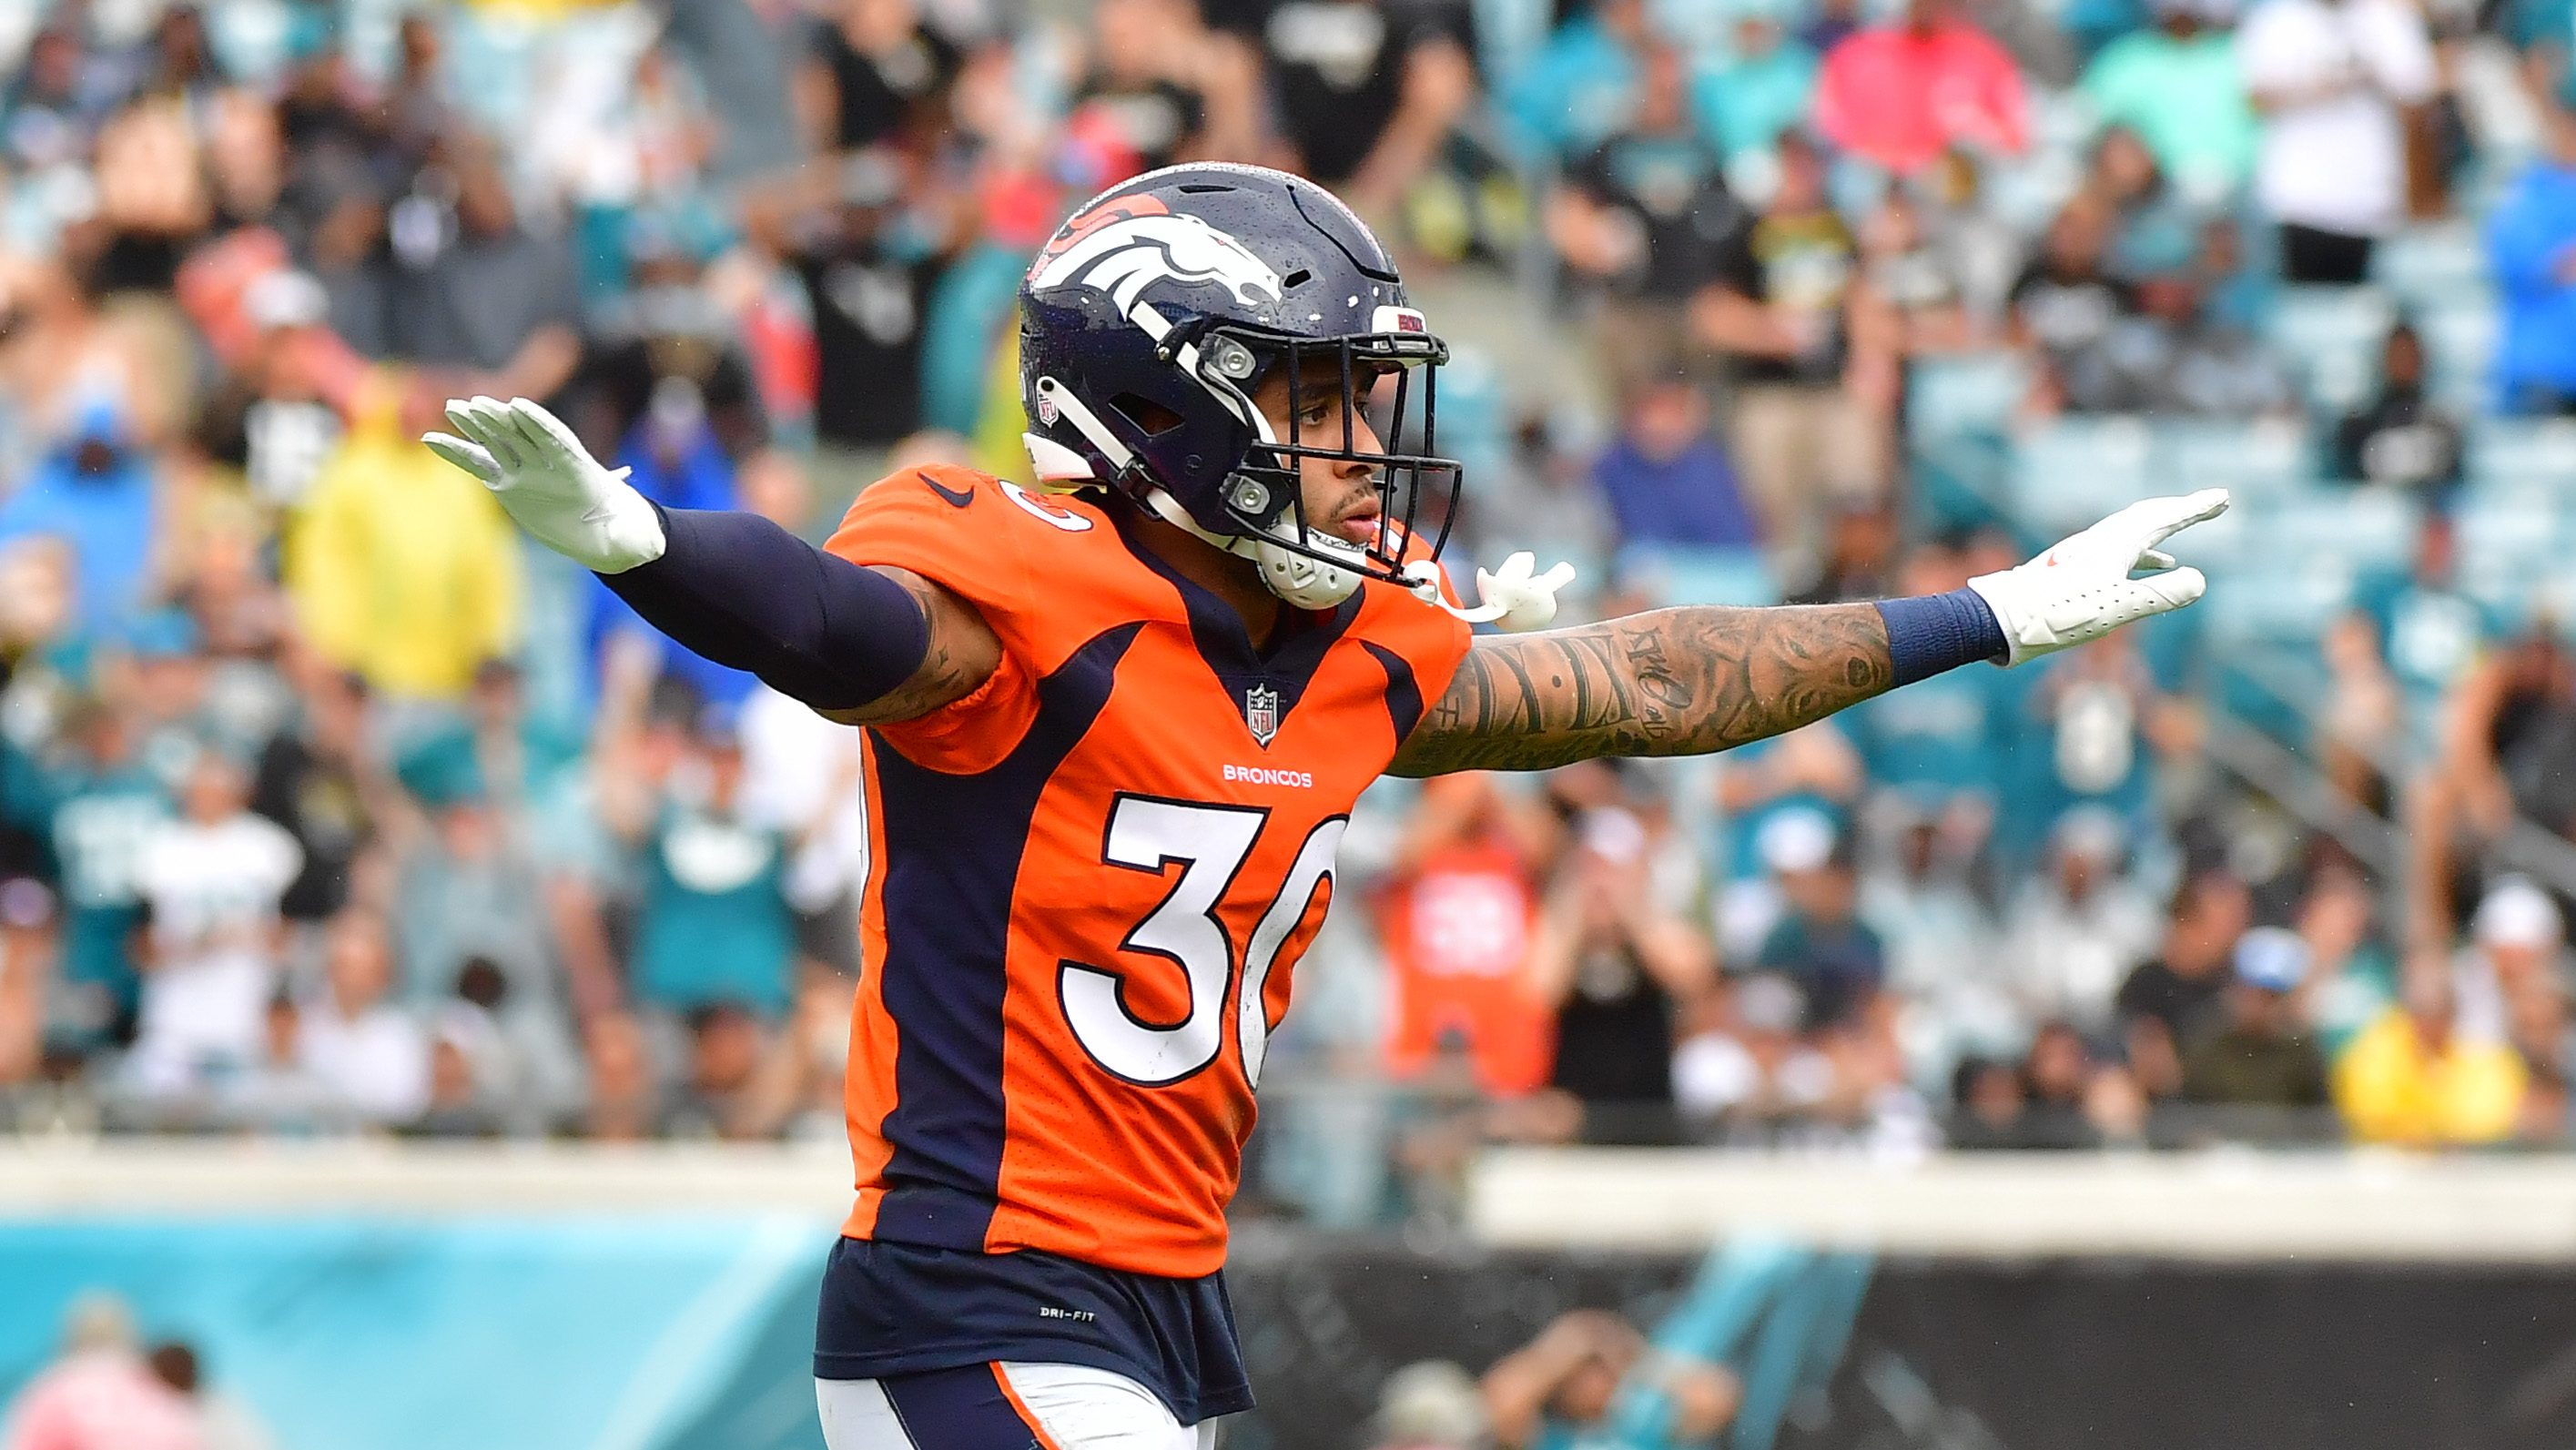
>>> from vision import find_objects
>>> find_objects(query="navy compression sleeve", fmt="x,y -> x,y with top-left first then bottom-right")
1872,590 -> 2008,685
598,505 -> 932,712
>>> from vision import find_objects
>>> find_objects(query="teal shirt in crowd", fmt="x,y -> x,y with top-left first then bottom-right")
1692,42 -> 1820,159
4,751 -> 168,1026
633,804 -> 796,1018
2080,29 -> 2257,196
2511,0 -> 2576,109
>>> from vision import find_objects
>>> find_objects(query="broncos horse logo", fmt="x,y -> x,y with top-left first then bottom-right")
1029,198 -> 1284,314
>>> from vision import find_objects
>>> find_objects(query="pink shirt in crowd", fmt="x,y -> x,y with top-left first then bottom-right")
3,1353 -> 203,1450
1814,21 -> 2030,174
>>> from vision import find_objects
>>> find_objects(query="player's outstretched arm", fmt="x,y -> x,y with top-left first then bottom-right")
425,396 -> 999,724
1390,490 -> 2229,776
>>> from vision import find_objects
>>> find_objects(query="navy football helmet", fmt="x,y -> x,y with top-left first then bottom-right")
1018,163 -> 1460,609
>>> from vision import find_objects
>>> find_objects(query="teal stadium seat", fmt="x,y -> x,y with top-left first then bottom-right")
1908,352 -> 2027,445
2455,484 -> 2566,613
2415,299 -> 2499,417
2009,415 -> 2155,537
2372,224 -> 2491,309
2266,286 -> 2398,412
2155,420 -> 2309,507
2469,418 -> 2576,490
1619,545 -> 1782,608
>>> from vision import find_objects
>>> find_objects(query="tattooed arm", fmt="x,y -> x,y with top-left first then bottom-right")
1388,604 -> 1897,776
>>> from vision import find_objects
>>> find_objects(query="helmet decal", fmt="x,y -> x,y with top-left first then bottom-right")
1029,212 -> 1285,313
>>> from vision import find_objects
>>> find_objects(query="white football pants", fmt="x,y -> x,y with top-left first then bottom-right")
816,1363 -> 1217,1450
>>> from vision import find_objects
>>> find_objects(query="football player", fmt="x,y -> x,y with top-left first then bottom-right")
425,163 -> 2224,1450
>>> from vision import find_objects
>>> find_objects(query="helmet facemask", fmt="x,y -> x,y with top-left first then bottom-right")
1180,322 -> 1463,610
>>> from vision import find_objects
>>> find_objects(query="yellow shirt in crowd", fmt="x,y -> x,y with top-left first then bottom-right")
286,380 -> 522,698
2332,1009 -> 2527,1148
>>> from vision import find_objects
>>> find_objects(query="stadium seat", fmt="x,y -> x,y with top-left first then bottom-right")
2415,299 -> 2499,415
2456,484 -> 2566,611
2262,487 -> 2420,573
2155,419 -> 2310,506
1620,545 -> 1781,608
2267,287 -> 2398,411
1907,353 -> 2027,445
2008,415 -> 2155,536
2468,418 -> 2576,490
2372,224 -> 2492,307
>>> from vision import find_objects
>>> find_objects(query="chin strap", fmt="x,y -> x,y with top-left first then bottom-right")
1404,552 -> 1578,632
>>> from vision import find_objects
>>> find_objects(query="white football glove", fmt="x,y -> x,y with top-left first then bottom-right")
421,396 -> 666,574
1967,488 -> 2228,665
1403,552 -> 1578,632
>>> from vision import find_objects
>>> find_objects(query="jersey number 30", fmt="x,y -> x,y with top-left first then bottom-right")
1060,795 -> 1346,1090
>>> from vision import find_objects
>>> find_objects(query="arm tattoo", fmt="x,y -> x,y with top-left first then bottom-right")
1391,603 -> 1896,776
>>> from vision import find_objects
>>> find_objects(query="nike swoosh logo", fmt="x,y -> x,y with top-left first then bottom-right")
919,472 -> 974,509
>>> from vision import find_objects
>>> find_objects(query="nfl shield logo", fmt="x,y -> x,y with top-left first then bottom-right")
1243,684 -> 1281,747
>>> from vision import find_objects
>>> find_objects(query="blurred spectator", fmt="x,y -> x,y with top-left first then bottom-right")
388,734 -> 573,1071
1069,0 -> 1237,175
2489,108 -> 2576,414
798,0 -> 963,154
2084,126 -> 2197,284
2056,230 -> 2296,416
580,1009 -> 664,1141
1591,378 -> 1762,553
1675,970 -> 1830,1140
1751,822 -> 1886,1030
664,1000 -> 778,1140
2010,197 -> 2132,390
2331,322 -> 2464,494
613,707 -> 798,1022
0,1294 -> 200,1450
764,150 -> 948,452
1368,1361 -> 1488,1450
1692,10 -> 1821,163
126,750 -> 301,1107
2176,926 -> 2332,1123
1813,0 -> 2030,175
143,1340 -> 274,1450
0,394 -> 160,637
6,697 -> 166,1065
284,381 -> 522,700
2337,957 -> 2527,1145
2454,877 -> 2569,1044
1378,774 -> 1554,1096
247,661 -> 376,923
2359,511 -> 2494,745
1481,1310 -> 1738,1450
295,907 -> 430,1129
2115,868 -> 2253,1097
1859,190 -> 1976,357
1496,0 -> 1650,164
2013,1019 -> 2126,1149
384,141 -> 584,391
1231,0 -> 1476,218
1863,805 -> 2009,1076
1549,41 -> 1748,390
2317,613 -> 2402,811
2004,807 -> 2160,1040
2079,0 -> 2257,201
1528,806 -> 1715,1144
2238,0 -> 2437,284
1693,134 -> 1892,569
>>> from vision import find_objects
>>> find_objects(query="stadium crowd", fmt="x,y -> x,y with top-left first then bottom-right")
3,0 -> 2576,1230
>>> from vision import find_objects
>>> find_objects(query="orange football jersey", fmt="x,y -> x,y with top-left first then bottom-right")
824,465 -> 1469,1278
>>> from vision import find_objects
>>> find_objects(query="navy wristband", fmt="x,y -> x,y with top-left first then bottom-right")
1873,589 -> 2007,685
